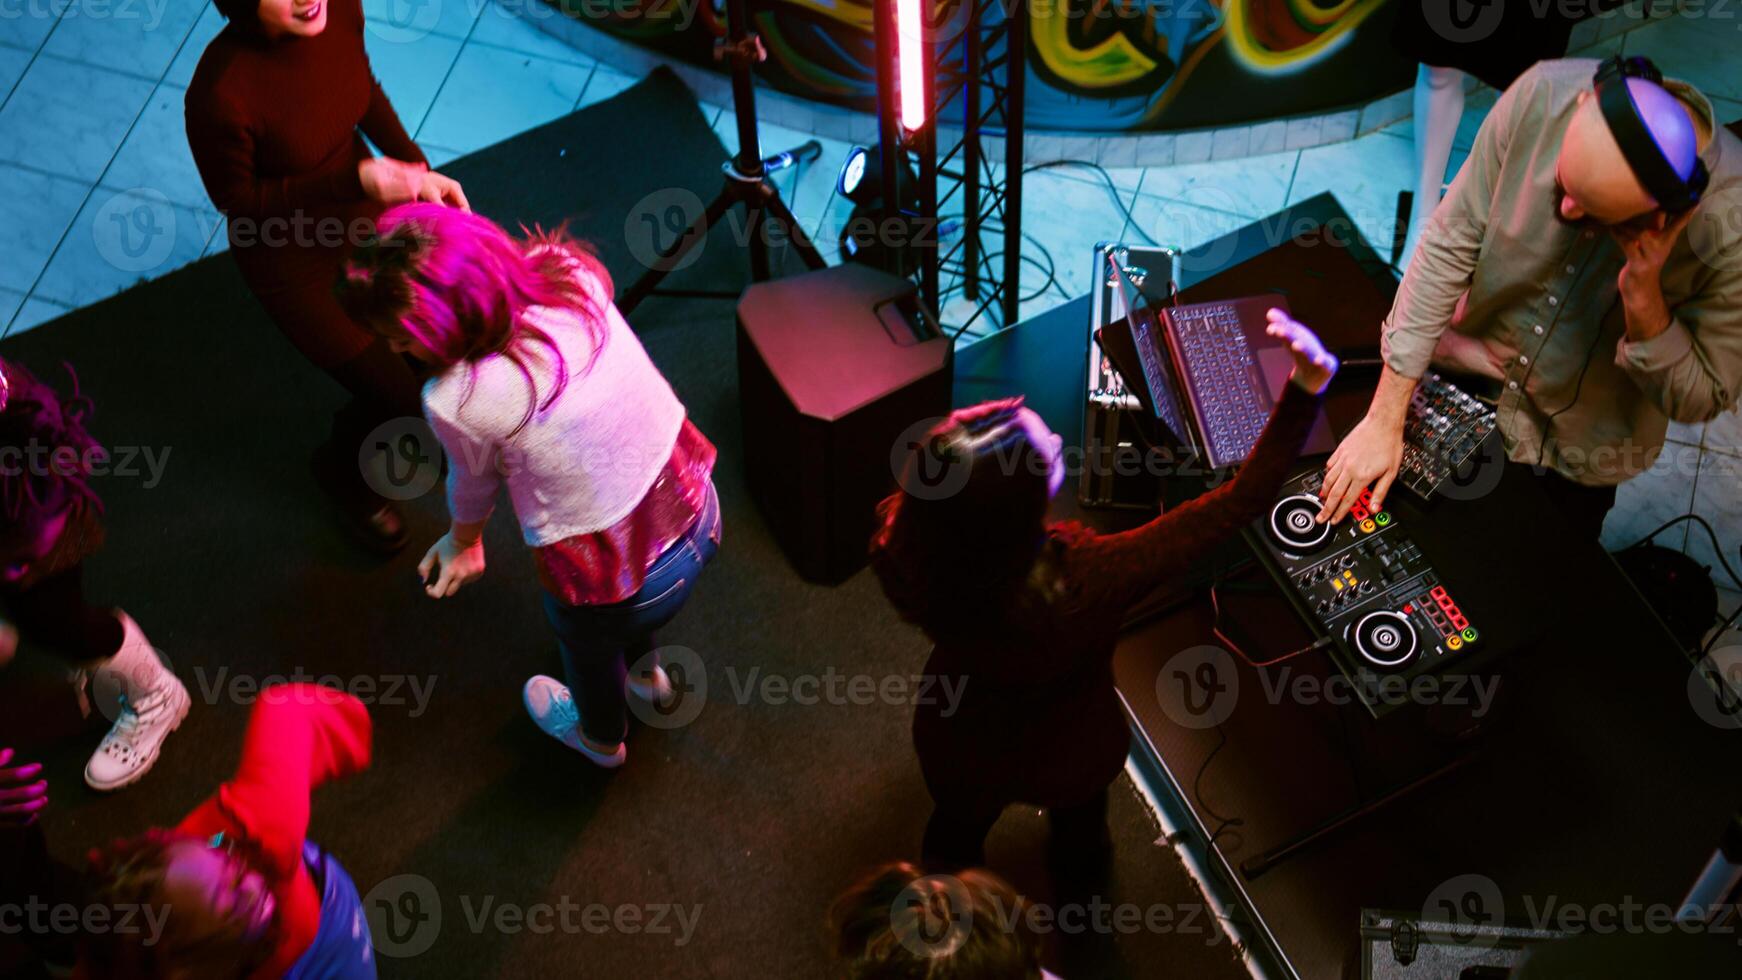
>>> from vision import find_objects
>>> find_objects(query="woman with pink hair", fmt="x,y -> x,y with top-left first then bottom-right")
336,204 -> 720,769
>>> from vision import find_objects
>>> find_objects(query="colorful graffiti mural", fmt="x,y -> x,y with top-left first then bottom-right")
552,0 -> 1417,131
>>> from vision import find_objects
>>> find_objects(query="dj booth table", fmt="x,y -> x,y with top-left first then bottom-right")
952,195 -> 1742,978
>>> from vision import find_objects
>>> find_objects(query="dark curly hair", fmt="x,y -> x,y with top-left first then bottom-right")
0,359 -> 103,553
830,861 -> 1046,979
79,828 -> 282,980
869,398 -> 1069,641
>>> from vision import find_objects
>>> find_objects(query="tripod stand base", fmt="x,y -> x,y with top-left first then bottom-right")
620,151 -> 827,316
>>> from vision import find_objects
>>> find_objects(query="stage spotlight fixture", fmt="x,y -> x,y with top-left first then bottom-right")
839,145 -> 871,201
836,145 -> 916,206
836,148 -> 922,274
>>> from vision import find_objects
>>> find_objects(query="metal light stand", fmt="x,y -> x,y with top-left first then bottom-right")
869,0 -> 1025,338
618,0 -> 827,315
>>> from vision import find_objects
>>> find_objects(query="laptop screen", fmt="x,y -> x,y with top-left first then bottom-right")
1103,248 -> 1193,448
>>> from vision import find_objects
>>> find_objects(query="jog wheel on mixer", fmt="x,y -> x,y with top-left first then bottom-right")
1349,610 -> 1418,670
1268,494 -> 1332,552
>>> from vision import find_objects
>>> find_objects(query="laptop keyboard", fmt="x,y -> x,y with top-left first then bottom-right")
1168,303 -> 1268,462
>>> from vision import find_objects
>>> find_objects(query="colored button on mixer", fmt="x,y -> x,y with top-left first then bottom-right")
1359,519 -> 1377,533
1374,512 -> 1392,526
1446,635 -> 1465,651
1461,627 -> 1478,643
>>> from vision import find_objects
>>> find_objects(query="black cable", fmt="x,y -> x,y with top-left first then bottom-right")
1210,579 -> 1335,668
1021,159 -> 1160,248
1624,512 -> 1742,594
1535,298 -> 1617,468
1193,723 -> 1245,847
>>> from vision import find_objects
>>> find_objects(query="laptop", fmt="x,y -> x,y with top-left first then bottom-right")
1094,243 -> 1335,471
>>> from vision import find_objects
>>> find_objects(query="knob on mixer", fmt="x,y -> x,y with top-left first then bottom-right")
1268,494 -> 1333,552
1350,610 -> 1418,669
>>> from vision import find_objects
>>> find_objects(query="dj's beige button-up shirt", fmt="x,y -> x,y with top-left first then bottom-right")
1381,58 -> 1742,486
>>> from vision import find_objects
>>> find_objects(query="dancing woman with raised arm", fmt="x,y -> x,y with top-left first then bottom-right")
872,311 -> 1338,873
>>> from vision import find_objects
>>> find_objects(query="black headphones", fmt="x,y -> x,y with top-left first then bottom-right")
1593,55 -> 1710,213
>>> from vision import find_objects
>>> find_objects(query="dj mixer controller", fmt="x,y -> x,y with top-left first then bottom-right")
1245,469 -> 1484,715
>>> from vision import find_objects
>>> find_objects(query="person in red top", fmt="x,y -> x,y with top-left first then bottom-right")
79,685 -> 377,979
871,311 -> 1338,877
185,0 -> 469,552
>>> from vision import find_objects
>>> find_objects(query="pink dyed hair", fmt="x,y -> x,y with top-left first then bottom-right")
336,204 -> 611,434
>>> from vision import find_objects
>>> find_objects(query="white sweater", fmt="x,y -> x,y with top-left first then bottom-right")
422,273 -> 684,546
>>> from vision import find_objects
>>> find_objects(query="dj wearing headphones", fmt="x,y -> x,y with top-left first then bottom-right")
1320,56 -> 1742,540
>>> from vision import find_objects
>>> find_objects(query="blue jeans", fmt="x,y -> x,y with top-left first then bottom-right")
285,842 -> 375,980
541,483 -> 720,744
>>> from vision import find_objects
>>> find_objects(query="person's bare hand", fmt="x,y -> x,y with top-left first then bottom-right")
358,157 -> 430,205
0,748 -> 47,827
416,170 -> 470,212
1318,413 -> 1404,524
417,532 -> 485,598
1264,309 -> 1339,395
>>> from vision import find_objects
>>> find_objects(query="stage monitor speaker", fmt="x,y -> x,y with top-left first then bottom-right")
737,264 -> 953,584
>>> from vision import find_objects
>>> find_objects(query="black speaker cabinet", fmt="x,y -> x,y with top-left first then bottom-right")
737,264 -> 953,584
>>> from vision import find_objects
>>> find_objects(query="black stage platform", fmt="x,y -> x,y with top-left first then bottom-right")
956,194 -> 1742,978
0,69 -> 1249,979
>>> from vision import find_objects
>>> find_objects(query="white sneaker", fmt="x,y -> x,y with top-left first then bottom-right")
522,675 -> 626,769
626,664 -> 673,706
84,612 -> 191,792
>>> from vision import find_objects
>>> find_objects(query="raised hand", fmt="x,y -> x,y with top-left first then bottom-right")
1264,308 -> 1339,395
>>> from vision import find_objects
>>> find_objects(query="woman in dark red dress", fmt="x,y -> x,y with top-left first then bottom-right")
871,311 -> 1338,877
185,0 -> 468,551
